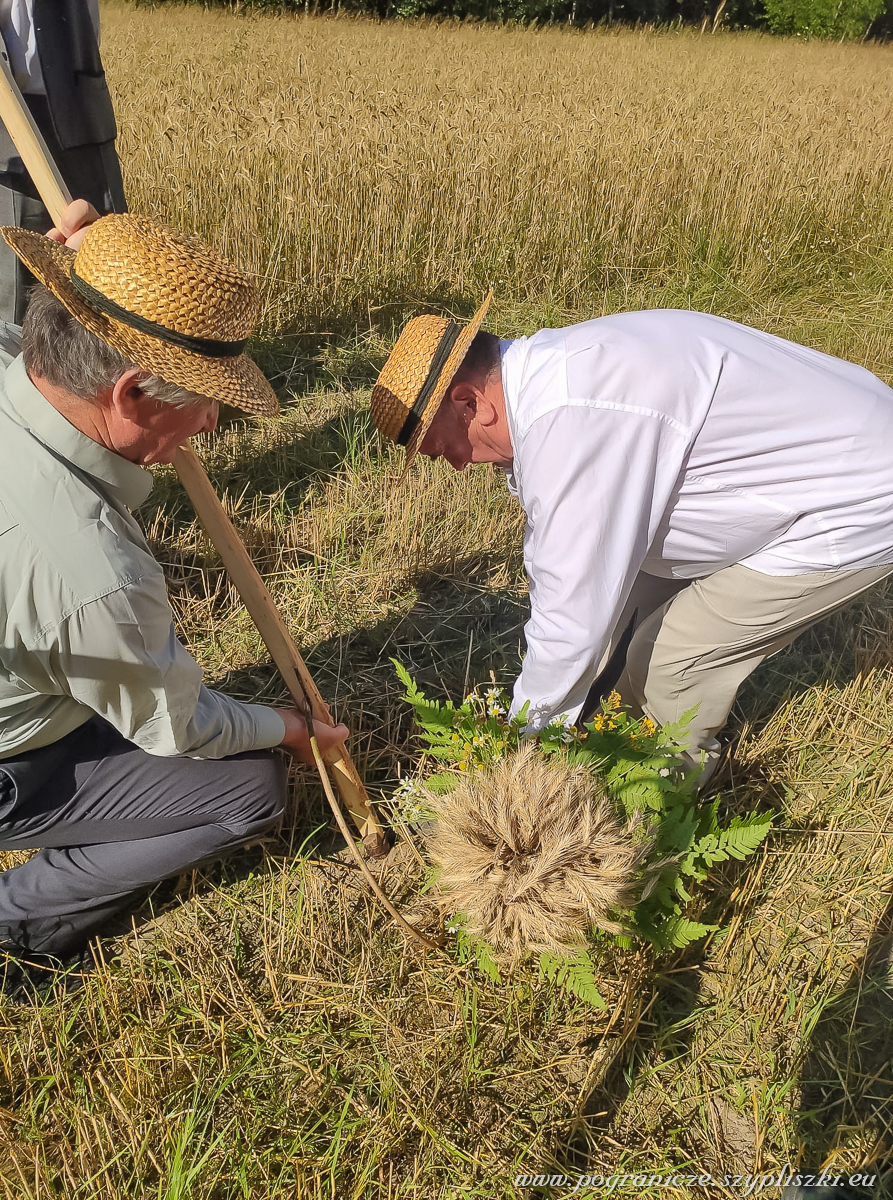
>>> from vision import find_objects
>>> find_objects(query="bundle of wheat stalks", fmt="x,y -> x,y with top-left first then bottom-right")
424,743 -> 660,964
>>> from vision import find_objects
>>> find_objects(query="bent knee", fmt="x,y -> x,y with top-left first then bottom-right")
223,750 -> 287,836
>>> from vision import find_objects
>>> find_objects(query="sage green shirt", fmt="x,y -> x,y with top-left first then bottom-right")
0,345 -> 286,759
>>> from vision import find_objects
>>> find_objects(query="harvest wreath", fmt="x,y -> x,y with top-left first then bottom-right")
391,664 -> 772,1005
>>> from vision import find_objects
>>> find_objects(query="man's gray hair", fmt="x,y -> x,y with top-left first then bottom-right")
21,283 -> 206,407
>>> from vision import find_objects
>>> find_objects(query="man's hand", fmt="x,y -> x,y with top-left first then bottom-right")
46,199 -> 101,250
274,707 -> 349,766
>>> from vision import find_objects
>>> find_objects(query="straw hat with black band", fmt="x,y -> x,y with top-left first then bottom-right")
371,291 -> 492,476
0,214 -> 278,416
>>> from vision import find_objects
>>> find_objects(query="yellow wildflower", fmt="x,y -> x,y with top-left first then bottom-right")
607,689 -> 622,710
641,717 -> 657,735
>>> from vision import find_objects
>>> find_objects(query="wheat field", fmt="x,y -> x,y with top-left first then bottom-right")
110,5 -> 893,363
1,4 -> 893,1197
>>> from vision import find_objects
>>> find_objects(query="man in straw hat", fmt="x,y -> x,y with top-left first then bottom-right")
0,201 -> 347,995
371,298 -> 893,783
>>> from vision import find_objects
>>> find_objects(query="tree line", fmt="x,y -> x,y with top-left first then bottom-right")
137,0 -> 892,41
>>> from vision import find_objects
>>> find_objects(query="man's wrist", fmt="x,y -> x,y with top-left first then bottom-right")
274,706 -> 307,744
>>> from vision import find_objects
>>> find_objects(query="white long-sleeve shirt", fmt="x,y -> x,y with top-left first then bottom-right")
501,309 -> 893,730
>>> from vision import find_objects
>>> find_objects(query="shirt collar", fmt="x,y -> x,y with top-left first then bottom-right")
498,338 -> 520,493
2,355 -> 154,510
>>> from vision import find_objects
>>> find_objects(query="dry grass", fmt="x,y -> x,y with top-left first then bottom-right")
1,3 -> 893,1196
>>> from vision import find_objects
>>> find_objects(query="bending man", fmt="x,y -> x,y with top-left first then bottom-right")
370,298 -> 893,778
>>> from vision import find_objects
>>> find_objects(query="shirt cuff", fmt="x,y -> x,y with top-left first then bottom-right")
242,703 -> 287,750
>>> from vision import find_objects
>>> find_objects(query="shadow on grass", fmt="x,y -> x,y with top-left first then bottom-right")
792,894 -> 893,1195
203,550 -> 528,790
105,553 -> 528,943
146,403 -> 384,546
558,951 -> 708,1156
245,284 -> 497,404
551,849 -> 772,1178
135,434 -> 893,1184
542,583 -> 893,1179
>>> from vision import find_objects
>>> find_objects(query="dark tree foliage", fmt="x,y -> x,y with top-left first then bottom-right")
133,0 -> 890,37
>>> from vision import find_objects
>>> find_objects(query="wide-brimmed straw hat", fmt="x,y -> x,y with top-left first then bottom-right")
370,291 -> 492,475
0,215 -> 278,416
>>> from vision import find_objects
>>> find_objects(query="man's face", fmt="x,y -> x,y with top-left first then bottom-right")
418,381 -> 514,471
419,397 -> 474,470
123,393 -> 220,465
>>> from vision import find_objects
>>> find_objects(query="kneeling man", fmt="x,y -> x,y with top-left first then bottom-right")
371,298 -> 893,779
0,205 -> 345,980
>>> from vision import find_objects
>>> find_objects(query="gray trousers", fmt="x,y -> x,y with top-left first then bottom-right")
0,94 -> 127,324
0,716 -> 287,957
607,562 -> 893,781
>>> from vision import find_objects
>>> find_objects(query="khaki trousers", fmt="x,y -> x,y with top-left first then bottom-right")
608,562 -> 893,782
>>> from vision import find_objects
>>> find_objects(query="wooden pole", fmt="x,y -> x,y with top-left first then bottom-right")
0,52 -> 68,226
171,444 -> 383,845
0,52 -> 385,850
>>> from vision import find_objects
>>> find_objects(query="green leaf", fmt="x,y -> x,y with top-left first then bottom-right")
659,916 -> 717,949
475,940 -> 503,984
657,804 -> 700,856
713,812 -> 773,861
392,657 -> 417,697
538,949 -> 607,1009
422,771 -> 460,795
660,706 -> 699,746
647,870 -> 682,911
451,921 -> 503,982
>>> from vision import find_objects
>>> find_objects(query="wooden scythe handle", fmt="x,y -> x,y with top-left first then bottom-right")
0,51 -> 384,847
172,444 -> 382,844
0,50 -> 69,225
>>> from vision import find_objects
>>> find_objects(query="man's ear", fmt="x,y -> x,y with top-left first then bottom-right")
110,368 -> 153,424
450,378 -> 499,427
447,379 -> 478,407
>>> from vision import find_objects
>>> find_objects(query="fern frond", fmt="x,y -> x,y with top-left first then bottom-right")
657,916 -> 716,949
475,940 -> 503,984
657,805 -> 701,857
423,771 -> 460,795
451,923 -> 503,982
717,812 -> 773,860
539,949 -> 607,1009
